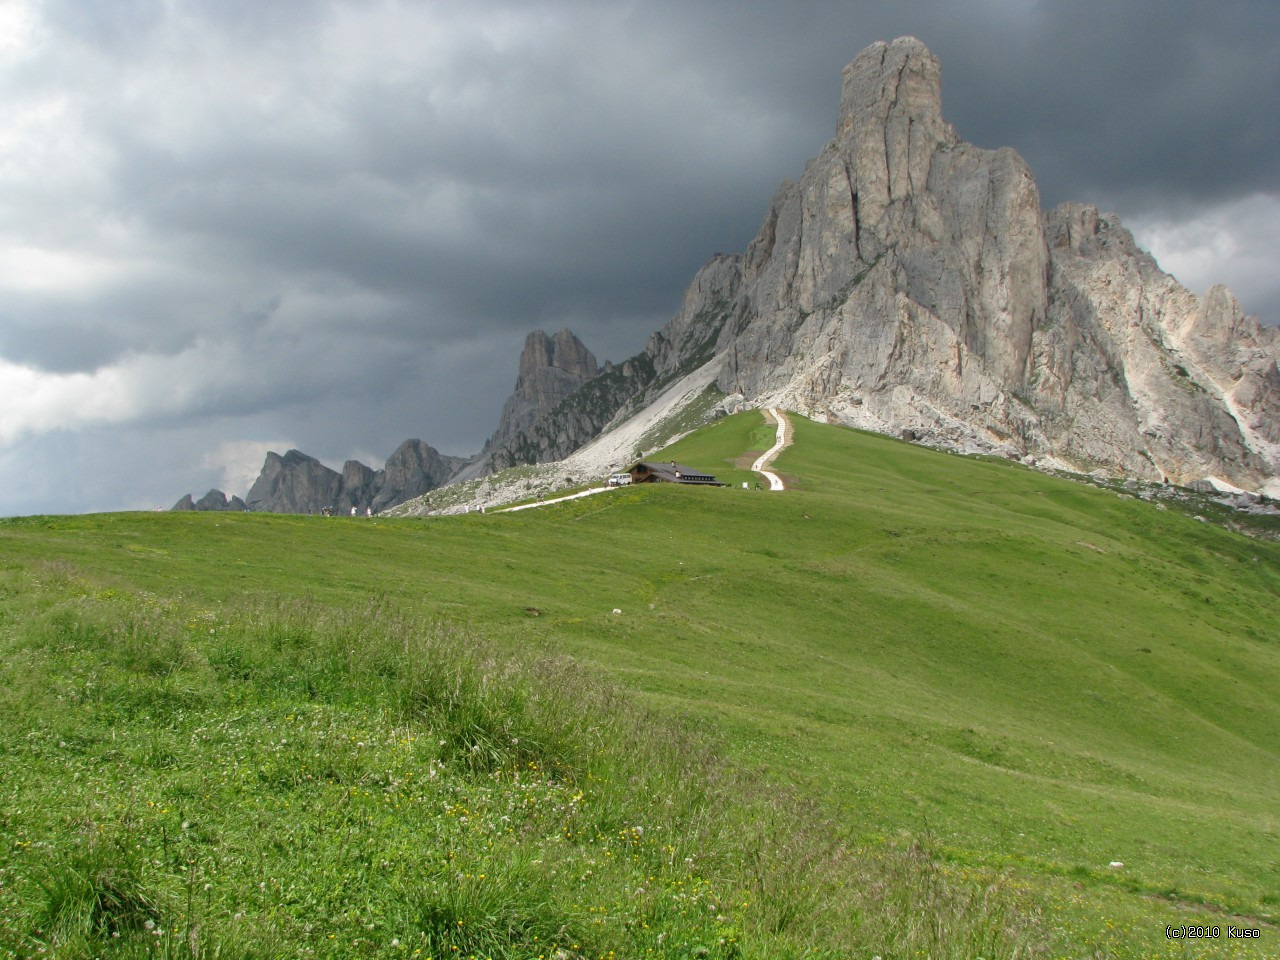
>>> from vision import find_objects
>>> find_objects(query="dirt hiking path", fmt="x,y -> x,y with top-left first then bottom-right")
752,408 -> 792,491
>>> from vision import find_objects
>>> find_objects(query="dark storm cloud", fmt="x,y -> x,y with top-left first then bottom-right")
1,0 -> 1277,515
926,1 -> 1280,209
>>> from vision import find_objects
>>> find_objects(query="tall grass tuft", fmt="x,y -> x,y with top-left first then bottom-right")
852,839 -> 1046,960
29,826 -> 160,950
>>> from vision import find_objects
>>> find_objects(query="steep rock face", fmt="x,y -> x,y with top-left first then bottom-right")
189,37 -> 1280,503
715,38 -> 1048,412
245,450 -> 344,513
465,260 -> 744,478
1031,204 -> 1278,486
171,490 -> 249,512
1176,285 -> 1280,463
202,489 -> 247,511
473,354 -> 655,474
235,440 -> 465,515
639,36 -> 1279,493
464,328 -> 607,475
335,460 -> 378,513
487,330 -> 598,450
372,439 -> 467,512
642,255 -> 743,384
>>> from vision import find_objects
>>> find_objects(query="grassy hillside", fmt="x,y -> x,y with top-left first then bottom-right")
2,412 -> 1277,958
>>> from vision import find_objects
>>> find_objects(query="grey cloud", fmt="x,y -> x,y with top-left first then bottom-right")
925,3 -> 1280,207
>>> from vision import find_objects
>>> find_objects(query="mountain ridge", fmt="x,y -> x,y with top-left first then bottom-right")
174,440 -> 466,515
518,37 -> 1278,497
181,36 -> 1279,514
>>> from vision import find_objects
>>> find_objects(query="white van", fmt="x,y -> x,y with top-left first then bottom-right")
608,473 -> 632,487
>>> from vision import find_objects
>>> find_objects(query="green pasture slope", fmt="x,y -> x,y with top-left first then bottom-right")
2,411 -> 1278,959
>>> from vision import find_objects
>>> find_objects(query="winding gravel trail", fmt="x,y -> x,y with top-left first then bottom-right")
751,408 -> 791,491
495,486 -> 612,513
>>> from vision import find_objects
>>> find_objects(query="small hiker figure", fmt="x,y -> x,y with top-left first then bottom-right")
350,506 -> 357,516
365,507 -> 372,517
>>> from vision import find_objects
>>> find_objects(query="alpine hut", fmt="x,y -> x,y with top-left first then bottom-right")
627,460 -> 724,486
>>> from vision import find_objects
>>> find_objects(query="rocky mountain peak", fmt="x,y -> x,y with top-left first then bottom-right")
837,36 -> 957,225
516,328 -> 597,386
642,37 -> 1278,495
245,450 -> 342,514
373,440 -> 467,512
840,37 -> 944,131
171,489 -> 247,512
198,439 -> 466,516
480,328 -> 599,459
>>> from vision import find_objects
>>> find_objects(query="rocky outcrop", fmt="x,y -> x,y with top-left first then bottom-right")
371,439 -> 467,512
245,450 -> 344,514
230,441 -> 464,515
460,262 -> 747,479
488,330 -> 598,447
459,328 -> 612,476
340,460 -> 377,509
628,36 -> 1279,494
473,354 -> 654,473
1030,204 -> 1280,487
183,329 -> 590,514
171,489 -> 248,512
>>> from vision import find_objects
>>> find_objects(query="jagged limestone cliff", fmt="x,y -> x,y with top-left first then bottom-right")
373,440 -> 468,513
459,38 -> 1278,496
464,260 -> 744,478
227,441 -> 464,515
486,329 -> 599,454
244,450 -> 344,513
462,328 -> 618,476
171,489 -> 248,512
638,36 -> 1279,493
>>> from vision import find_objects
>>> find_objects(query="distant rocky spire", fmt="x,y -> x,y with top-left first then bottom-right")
489,328 -> 599,447
170,489 -> 248,512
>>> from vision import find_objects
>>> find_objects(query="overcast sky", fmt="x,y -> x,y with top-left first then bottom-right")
2,0 -> 1277,516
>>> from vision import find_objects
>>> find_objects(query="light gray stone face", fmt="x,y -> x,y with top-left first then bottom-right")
487,329 -> 600,450
456,39 -> 1278,494
371,440 -> 466,512
638,36 -> 1279,494
245,450 -> 344,514
1029,205 -> 1280,488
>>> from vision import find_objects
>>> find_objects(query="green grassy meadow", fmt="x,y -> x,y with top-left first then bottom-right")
1,412 -> 1277,958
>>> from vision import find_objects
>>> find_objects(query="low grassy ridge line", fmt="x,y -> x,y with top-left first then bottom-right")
0,584 -> 1041,959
